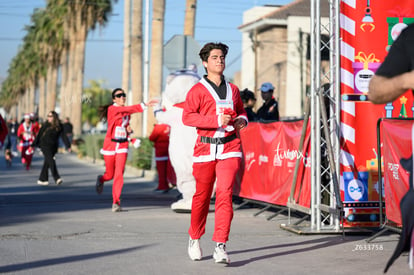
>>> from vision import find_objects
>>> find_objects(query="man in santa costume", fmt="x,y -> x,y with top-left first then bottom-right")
17,113 -> 39,170
183,42 -> 247,264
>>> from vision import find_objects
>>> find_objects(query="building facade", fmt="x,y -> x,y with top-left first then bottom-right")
239,0 -> 329,119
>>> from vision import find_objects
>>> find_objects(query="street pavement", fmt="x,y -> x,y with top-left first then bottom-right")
0,151 -> 410,274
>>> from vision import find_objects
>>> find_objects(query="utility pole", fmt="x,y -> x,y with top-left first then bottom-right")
148,0 -> 165,135
122,0 -> 131,93
184,0 -> 197,37
250,30 -> 260,104
130,0 -> 143,136
143,0 -> 150,135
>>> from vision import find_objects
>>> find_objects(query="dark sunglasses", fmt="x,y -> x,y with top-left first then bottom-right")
114,93 -> 126,98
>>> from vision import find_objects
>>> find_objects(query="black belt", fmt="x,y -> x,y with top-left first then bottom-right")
200,134 -> 237,145
111,138 -> 128,143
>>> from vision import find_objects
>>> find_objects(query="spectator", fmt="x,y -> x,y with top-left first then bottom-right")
7,117 -> 19,156
60,117 -> 73,152
32,111 -> 71,185
368,25 -> 414,104
3,134 -> 12,167
240,88 -> 257,122
256,82 -> 280,121
367,23 -> 414,273
0,114 -> 8,149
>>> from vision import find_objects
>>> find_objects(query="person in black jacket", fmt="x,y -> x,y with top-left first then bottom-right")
256,82 -> 280,122
32,111 -> 71,186
240,88 -> 257,122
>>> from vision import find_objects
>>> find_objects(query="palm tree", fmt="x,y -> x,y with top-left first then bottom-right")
130,0 -> 143,136
22,4 -> 65,119
148,0 -> 165,135
63,0 -> 114,138
42,0 -> 70,119
0,0 -> 117,129
12,30 -> 40,115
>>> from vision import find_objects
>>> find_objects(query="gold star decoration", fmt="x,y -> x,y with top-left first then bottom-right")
400,96 -> 407,105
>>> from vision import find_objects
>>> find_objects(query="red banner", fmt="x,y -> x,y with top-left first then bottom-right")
381,119 -> 413,225
340,0 -> 414,227
234,121 -> 311,208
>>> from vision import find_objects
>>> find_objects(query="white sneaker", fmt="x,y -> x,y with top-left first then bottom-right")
37,180 -> 49,186
188,237 -> 202,261
112,203 -> 122,212
213,243 -> 229,264
171,199 -> 192,213
56,178 -> 63,185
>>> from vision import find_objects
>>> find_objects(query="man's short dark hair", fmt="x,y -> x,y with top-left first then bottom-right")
199,42 -> 229,62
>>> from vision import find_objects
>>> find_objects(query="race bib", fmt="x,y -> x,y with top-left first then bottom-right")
216,100 -> 235,132
23,132 -> 32,140
216,100 -> 233,115
114,126 -> 127,140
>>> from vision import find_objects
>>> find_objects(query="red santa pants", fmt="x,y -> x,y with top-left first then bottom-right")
102,153 -> 127,205
21,145 -> 33,169
155,159 -> 176,190
189,157 -> 241,243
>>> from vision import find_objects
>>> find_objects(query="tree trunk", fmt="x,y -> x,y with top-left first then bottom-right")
71,27 -> 87,138
64,34 -> 77,124
148,0 -> 165,135
38,76 -> 46,119
46,65 -> 56,112
130,0 -> 143,136
29,83 -> 35,114
18,97 -> 23,121
59,45 -> 69,119
184,0 -> 197,37
51,66 -> 59,112
9,105 -> 17,120
67,6 -> 88,139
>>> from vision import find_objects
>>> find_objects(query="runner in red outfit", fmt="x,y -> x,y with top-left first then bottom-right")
183,42 -> 248,264
96,88 -> 158,212
149,123 -> 176,192
17,114 -> 39,170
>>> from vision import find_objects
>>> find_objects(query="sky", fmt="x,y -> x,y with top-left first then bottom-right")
0,0 -> 293,89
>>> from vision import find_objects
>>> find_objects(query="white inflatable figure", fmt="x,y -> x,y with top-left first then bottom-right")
154,65 -> 200,212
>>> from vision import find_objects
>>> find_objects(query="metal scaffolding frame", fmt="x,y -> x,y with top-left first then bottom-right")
245,0 -> 346,234
309,0 -> 342,232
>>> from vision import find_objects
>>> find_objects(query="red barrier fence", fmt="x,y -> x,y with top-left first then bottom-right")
234,120 -> 311,209
381,119 -> 414,225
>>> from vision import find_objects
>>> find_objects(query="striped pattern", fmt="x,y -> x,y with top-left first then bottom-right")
339,0 -> 357,186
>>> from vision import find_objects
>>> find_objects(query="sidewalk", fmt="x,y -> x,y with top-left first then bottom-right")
0,151 -> 409,274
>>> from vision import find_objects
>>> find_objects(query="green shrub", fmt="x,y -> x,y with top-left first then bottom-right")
77,134 -> 153,170
77,134 -> 105,161
128,137 -> 153,170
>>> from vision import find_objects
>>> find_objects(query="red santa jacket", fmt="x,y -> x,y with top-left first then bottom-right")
17,121 -> 39,148
100,103 -> 146,155
182,77 -> 247,163
149,123 -> 170,160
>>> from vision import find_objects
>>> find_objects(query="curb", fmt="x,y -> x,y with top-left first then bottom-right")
78,155 -> 157,180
